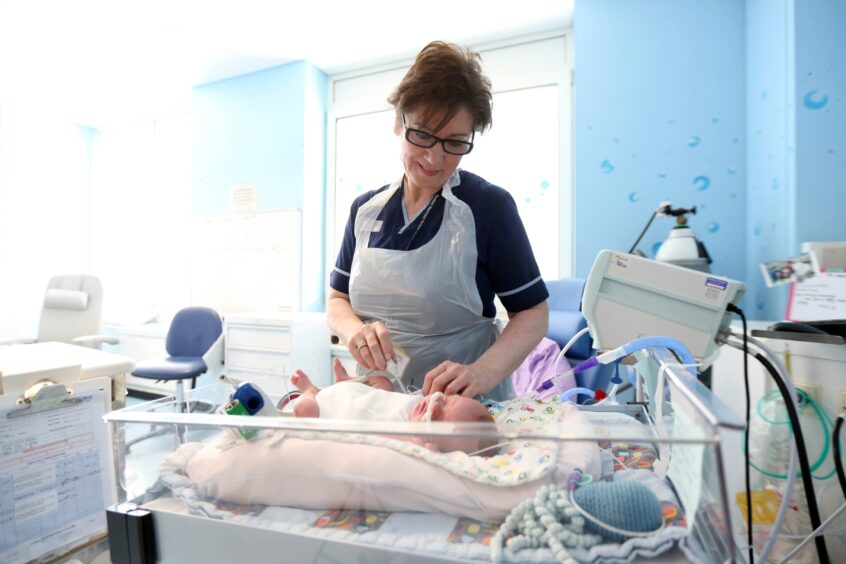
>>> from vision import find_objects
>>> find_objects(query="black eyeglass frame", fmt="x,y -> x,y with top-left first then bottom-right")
401,114 -> 475,155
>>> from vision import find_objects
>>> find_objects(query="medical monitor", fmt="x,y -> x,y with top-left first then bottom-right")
582,250 -> 746,365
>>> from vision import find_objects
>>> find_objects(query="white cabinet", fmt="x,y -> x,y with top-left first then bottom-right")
224,312 -> 332,392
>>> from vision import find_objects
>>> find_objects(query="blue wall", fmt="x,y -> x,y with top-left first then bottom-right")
794,0 -> 846,247
745,0 -> 846,319
300,64 -> 329,312
192,61 -> 328,311
574,0 -> 747,288
745,0 -> 793,319
575,0 -> 845,320
193,63 -> 310,214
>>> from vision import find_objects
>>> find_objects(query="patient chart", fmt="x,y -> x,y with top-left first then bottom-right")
0,383 -> 114,564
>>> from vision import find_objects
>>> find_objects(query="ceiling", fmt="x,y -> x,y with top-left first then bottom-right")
0,0 -> 573,129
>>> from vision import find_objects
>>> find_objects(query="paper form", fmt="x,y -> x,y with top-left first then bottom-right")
787,272 -> 846,322
0,388 -> 112,564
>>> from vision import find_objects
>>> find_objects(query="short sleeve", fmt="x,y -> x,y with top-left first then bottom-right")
329,201 -> 359,294
484,190 -> 548,312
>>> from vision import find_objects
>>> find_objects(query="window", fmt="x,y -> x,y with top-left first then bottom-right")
327,33 -> 572,281
90,115 -> 192,324
0,103 -> 93,337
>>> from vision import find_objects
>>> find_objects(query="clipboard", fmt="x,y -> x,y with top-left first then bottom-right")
0,377 -> 116,564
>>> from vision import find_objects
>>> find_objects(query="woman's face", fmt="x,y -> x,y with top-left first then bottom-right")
397,106 -> 474,195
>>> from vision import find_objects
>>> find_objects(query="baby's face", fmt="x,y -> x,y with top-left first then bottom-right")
410,393 -> 496,454
410,392 -> 490,423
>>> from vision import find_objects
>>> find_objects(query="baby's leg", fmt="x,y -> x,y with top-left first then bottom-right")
290,370 -> 320,417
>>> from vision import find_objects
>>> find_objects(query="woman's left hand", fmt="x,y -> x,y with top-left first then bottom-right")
422,361 -> 495,397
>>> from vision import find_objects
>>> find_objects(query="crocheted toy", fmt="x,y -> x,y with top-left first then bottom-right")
491,470 -> 664,563
573,480 -> 663,542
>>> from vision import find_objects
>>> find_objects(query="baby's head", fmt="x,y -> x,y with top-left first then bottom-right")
410,392 -> 498,455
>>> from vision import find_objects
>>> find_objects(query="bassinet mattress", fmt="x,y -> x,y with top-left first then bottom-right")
165,400 -> 601,523
156,417 -> 694,563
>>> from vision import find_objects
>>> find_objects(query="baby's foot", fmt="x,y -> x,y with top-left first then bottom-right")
291,370 -> 320,394
293,394 -> 319,418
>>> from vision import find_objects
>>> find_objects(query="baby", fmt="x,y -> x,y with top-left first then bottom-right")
291,359 -> 497,455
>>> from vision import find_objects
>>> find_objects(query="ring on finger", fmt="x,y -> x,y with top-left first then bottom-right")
357,344 -> 369,353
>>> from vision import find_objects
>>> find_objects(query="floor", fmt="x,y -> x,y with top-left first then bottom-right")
56,392 -> 214,563
120,392 -> 218,500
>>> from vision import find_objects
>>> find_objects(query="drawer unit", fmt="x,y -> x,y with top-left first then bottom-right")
225,348 -> 290,373
224,311 -> 332,390
226,324 -> 292,351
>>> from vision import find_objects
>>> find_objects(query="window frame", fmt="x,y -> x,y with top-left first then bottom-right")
325,30 -> 574,286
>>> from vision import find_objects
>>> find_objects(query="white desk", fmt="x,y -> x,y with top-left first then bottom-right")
0,341 -> 135,408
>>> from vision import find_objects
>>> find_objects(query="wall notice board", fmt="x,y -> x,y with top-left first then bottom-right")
190,209 -> 301,316
787,272 -> 846,322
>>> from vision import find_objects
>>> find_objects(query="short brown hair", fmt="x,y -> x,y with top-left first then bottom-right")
388,41 -> 493,134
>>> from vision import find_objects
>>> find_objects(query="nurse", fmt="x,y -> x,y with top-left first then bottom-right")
328,40 -> 549,401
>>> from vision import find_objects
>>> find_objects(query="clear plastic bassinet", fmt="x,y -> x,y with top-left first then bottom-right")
104,348 -> 744,563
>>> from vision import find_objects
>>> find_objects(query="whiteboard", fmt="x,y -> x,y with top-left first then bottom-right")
190,210 -> 301,316
787,272 -> 846,322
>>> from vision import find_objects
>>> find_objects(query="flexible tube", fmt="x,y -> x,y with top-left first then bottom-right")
594,383 -> 619,406
559,387 -> 596,403
777,503 -> 846,564
728,333 -> 799,564
620,336 -> 696,368
594,364 -> 626,406
728,304 -> 753,564
554,326 -> 590,378
750,390 -> 834,480
745,336 -> 829,563
533,327 -> 590,396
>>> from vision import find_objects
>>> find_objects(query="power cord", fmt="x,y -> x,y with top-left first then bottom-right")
727,303 -> 753,564
749,344 -> 830,563
835,415 -> 846,502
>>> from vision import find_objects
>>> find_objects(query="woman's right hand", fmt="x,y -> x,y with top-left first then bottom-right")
348,321 -> 395,371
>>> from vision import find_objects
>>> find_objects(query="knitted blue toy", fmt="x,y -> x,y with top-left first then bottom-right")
573,480 -> 664,543
492,471 -> 665,564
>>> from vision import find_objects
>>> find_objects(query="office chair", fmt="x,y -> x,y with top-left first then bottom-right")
125,306 -> 222,451
0,274 -> 118,348
545,278 -> 616,398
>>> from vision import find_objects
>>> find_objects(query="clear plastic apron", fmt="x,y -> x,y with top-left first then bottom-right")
349,172 -> 511,400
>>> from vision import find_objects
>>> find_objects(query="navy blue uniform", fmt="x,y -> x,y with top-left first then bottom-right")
330,170 -> 548,316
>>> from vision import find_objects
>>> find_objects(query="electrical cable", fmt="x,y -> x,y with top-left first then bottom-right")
726,304 -> 753,564
750,344 -> 830,563
834,415 -> 846,502
725,333 -> 798,564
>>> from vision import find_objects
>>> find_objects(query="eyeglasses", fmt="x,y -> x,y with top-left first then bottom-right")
402,115 -> 475,155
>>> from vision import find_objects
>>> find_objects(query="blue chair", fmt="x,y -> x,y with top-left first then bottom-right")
545,278 -> 616,398
126,307 -> 222,450
131,306 -> 222,405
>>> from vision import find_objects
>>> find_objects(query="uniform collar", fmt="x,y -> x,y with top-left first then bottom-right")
392,168 -> 462,195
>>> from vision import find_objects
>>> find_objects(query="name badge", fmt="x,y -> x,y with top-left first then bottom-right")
372,220 -> 383,233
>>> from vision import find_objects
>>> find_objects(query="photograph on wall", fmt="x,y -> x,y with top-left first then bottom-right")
760,251 -> 820,288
